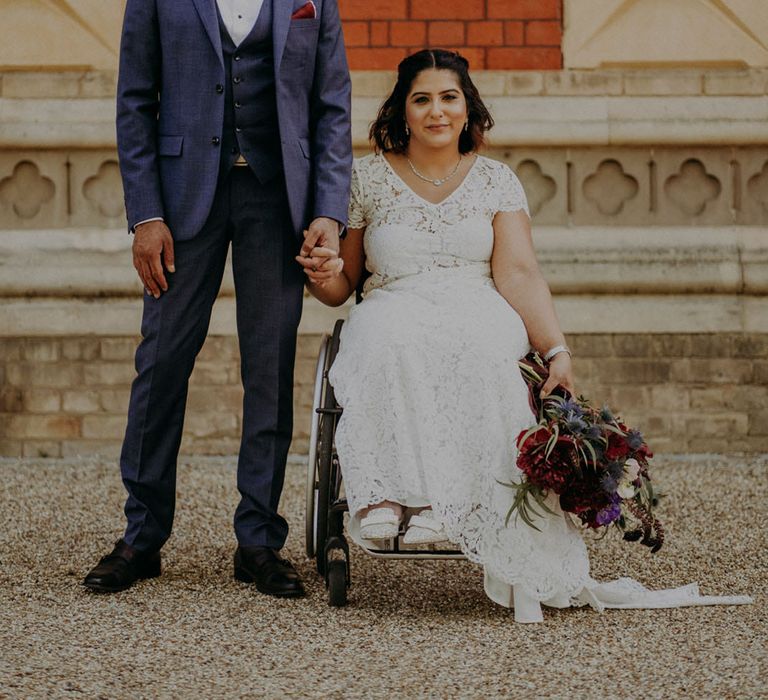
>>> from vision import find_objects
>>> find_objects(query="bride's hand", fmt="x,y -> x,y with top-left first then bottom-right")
540,352 -> 575,398
295,246 -> 344,287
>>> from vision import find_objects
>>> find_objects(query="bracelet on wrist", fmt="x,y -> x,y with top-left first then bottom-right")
543,344 -> 571,362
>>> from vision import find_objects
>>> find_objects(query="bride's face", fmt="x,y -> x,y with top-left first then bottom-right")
404,69 -> 468,151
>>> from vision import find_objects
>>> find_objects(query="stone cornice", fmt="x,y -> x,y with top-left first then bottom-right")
3,69 -> 767,99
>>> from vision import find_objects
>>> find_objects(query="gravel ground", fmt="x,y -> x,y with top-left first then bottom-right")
0,454 -> 765,700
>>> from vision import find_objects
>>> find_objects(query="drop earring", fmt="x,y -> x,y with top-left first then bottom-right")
405,123 -> 410,136
464,121 -> 469,132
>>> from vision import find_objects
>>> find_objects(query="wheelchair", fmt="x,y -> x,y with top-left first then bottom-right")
305,318 -> 465,607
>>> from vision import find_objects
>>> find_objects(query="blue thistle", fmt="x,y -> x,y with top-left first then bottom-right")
608,460 -> 625,480
600,405 -> 615,423
627,429 -> 644,450
601,474 -> 618,493
585,425 -> 602,440
561,398 -> 584,417
565,413 -> 588,433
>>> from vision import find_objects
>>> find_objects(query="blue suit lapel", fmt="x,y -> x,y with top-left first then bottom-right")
191,0 -> 224,68
273,0 -> 292,73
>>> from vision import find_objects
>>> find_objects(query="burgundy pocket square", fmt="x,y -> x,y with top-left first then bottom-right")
291,1 -> 317,19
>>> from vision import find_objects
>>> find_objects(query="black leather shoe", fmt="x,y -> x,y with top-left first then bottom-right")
83,539 -> 161,593
234,546 -> 305,598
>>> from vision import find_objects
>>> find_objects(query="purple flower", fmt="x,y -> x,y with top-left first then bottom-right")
595,501 -> 622,525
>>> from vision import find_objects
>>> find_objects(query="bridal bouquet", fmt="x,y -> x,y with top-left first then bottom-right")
509,353 -> 664,552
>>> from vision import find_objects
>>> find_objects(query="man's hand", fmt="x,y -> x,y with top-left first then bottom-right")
300,217 -> 340,257
132,220 -> 175,298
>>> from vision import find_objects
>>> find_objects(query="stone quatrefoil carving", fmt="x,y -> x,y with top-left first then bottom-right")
516,160 -> 556,216
0,161 -> 55,219
583,159 -> 639,216
747,161 -> 768,211
83,161 -> 124,219
665,159 -> 721,216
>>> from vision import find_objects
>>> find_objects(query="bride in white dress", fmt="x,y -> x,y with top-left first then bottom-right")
297,49 -> 751,622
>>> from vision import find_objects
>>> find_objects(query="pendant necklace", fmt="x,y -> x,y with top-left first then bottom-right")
407,156 -> 462,187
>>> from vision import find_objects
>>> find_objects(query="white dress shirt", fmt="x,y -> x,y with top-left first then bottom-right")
216,0 -> 265,46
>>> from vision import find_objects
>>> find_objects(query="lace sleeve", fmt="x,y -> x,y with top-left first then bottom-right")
347,160 -> 367,229
498,164 -> 530,217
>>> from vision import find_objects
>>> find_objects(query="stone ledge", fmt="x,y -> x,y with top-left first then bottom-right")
2,227 -> 765,297
1,294 -> 765,337
2,94 -> 767,148
3,69 -> 765,99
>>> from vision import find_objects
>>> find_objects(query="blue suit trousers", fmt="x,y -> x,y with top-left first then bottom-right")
119,167 -> 304,552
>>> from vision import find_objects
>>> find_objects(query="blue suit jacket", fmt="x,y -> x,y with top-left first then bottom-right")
116,0 -> 352,240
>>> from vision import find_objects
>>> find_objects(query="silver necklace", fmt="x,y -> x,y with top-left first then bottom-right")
407,156 -> 462,187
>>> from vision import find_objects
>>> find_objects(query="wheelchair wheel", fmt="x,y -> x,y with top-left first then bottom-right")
305,333 -> 328,559
327,560 -> 347,607
315,320 -> 344,576
305,320 -> 348,581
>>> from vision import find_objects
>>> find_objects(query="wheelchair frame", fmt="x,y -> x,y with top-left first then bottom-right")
305,319 -> 465,607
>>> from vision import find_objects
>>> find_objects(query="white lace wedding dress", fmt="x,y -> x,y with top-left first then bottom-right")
328,152 -> 751,622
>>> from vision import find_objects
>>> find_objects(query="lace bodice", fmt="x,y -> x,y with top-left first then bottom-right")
348,153 -> 529,294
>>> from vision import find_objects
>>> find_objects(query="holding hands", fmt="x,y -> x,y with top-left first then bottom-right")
296,245 -> 344,287
300,216 -> 340,257
297,216 -> 345,288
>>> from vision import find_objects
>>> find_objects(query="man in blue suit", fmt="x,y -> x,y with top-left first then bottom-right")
84,0 -> 352,596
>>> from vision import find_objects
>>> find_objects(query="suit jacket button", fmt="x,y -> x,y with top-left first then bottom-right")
215,84 -> 224,93
211,137 -> 221,145
233,76 -> 242,84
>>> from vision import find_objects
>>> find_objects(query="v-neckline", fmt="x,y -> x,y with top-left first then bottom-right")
381,152 -> 480,207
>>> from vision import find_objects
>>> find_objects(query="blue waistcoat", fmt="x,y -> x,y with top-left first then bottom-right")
219,0 -> 282,182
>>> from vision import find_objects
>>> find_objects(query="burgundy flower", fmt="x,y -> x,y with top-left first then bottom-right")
516,427 -> 577,495
559,468 -> 612,515
605,432 -> 630,461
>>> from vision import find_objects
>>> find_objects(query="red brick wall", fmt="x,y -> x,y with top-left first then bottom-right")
340,0 -> 563,70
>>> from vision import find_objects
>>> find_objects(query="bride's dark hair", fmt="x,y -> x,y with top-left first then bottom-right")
369,49 -> 494,155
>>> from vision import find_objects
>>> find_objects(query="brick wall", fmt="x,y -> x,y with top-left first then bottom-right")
1,333 -> 766,458
340,0 -> 562,70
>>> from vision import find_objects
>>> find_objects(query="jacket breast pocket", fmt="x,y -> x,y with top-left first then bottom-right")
158,135 -> 184,156
283,22 -> 319,70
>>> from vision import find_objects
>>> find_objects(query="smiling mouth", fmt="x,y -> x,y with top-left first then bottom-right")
427,124 -> 450,129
